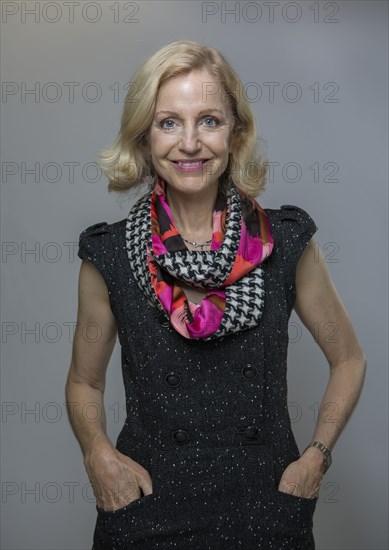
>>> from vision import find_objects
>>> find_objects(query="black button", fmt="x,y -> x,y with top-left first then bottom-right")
242,364 -> 258,380
172,430 -> 189,444
165,372 -> 181,387
157,312 -> 170,328
245,426 -> 259,440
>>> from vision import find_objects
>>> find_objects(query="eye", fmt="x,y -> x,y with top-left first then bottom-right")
159,119 -> 176,130
202,117 -> 219,127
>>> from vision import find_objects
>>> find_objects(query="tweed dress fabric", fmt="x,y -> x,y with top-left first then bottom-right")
78,203 -> 318,550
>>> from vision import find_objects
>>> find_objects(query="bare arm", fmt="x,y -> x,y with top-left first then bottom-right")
278,239 -> 367,497
66,260 -> 117,454
65,260 -> 153,510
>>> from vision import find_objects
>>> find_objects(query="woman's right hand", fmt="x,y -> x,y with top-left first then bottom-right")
84,436 -> 153,512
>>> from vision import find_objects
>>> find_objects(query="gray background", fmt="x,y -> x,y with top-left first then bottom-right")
1,1 -> 388,549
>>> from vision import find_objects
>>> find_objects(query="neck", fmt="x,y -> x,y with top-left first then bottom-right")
165,183 -> 219,240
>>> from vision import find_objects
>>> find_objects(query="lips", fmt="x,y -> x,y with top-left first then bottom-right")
171,159 -> 211,173
172,159 -> 209,166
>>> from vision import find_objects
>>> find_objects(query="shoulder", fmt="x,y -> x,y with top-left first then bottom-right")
265,203 -> 318,245
79,219 -> 127,239
264,204 -> 318,281
78,219 -> 127,262
265,204 -> 317,232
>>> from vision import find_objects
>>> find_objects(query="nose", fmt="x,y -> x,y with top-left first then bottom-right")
178,124 -> 201,154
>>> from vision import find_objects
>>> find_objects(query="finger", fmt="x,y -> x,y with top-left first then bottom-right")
131,469 -> 153,496
137,476 -> 153,496
97,488 -> 139,512
278,481 -> 301,496
117,454 -> 153,495
121,480 -> 141,499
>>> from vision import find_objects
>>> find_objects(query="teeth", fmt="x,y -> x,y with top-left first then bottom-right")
177,161 -> 204,166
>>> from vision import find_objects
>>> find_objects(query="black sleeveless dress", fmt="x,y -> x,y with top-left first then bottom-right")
78,203 -> 318,550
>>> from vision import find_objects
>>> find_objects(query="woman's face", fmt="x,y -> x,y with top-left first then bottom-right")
148,69 -> 234,197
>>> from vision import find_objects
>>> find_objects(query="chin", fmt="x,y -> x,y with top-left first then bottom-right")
168,178 -> 219,195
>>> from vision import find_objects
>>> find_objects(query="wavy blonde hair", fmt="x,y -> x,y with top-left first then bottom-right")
99,40 -> 268,198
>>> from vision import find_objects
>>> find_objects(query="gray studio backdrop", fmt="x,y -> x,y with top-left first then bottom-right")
1,1 -> 388,549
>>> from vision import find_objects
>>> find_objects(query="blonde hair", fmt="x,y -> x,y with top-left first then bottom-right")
99,40 -> 268,198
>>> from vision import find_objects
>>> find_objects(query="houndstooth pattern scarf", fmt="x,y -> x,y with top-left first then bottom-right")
125,178 -> 274,341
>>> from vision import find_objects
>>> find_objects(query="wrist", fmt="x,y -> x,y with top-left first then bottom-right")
83,432 -> 114,463
302,441 -> 332,474
300,446 -> 326,473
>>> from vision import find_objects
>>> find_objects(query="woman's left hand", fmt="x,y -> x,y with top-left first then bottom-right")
277,449 -> 325,499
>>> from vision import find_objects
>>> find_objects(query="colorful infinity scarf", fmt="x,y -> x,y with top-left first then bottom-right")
125,177 -> 274,340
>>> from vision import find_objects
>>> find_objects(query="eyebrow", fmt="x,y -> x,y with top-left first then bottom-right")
154,109 -> 226,117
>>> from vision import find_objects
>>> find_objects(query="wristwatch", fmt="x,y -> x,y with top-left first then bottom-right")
304,441 -> 332,473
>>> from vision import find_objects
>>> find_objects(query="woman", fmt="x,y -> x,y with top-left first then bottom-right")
66,41 -> 367,549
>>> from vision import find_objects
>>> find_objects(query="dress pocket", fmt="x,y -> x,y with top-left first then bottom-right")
93,483 -> 225,550
249,443 -> 319,536
95,492 -> 160,536
95,492 -> 156,517
92,445 -> 225,549
273,486 -> 319,530
275,488 -> 318,505
269,480 -> 318,534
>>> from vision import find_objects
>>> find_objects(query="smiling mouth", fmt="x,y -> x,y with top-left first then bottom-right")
172,159 -> 209,167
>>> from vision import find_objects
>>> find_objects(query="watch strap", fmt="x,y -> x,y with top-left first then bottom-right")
304,440 -> 332,473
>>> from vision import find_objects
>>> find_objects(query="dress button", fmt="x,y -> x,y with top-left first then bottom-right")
157,312 -> 170,328
242,364 -> 258,380
172,429 -> 189,444
165,372 -> 181,387
245,426 -> 259,440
